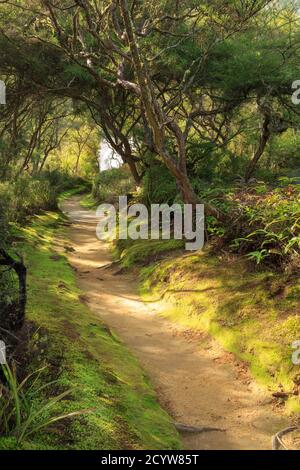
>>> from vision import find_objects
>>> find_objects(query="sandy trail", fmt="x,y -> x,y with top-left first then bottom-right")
60,196 -> 289,450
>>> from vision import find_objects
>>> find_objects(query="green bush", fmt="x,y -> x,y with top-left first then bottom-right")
0,171 -> 85,224
140,164 -> 179,206
92,166 -> 134,204
40,169 -> 87,194
191,180 -> 300,271
0,170 -> 84,329
264,130 -> 300,172
228,183 -> 300,270
0,183 -> 11,244
13,176 -> 57,217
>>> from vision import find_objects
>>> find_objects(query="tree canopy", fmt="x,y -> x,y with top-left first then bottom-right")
1,0 -> 300,210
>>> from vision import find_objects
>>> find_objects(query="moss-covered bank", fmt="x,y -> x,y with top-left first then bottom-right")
0,208 -> 180,450
139,249 -> 300,414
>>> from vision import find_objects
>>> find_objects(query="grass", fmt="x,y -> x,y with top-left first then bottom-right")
0,363 -> 87,447
0,208 -> 180,450
113,238 -> 184,269
139,249 -> 300,414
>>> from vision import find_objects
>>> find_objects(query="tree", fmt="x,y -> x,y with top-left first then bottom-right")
1,0 -> 300,206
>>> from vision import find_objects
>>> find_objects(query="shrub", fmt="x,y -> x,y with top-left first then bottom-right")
140,164 -> 179,206
0,269 -> 19,330
0,183 -> 11,243
0,170 -> 84,334
0,171 -> 85,224
92,166 -> 134,204
193,180 -> 300,271
12,176 -> 57,218
228,183 -> 300,270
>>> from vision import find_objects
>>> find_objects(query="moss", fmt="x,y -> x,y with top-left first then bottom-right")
113,238 -> 184,269
79,193 -> 98,210
0,438 -> 19,450
140,250 -> 300,411
57,186 -> 88,203
0,210 -> 180,450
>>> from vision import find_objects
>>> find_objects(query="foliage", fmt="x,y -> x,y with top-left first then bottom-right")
1,0 -> 300,444
265,130 -> 300,172
0,171 -> 86,340
2,0 -> 300,206
140,164 -> 179,206
0,210 -> 180,450
228,183 -> 300,270
49,120 -> 100,179
92,166 -> 135,204
0,363 -> 85,446
0,171 -> 85,224
186,179 -> 300,271
0,268 -> 19,330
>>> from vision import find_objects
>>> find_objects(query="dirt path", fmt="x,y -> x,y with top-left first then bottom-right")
60,196 -> 289,450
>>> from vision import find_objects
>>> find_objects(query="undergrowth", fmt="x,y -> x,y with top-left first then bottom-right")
200,181 -> 300,271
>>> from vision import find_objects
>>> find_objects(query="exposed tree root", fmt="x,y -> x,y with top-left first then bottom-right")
174,422 -> 225,434
272,426 -> 299,450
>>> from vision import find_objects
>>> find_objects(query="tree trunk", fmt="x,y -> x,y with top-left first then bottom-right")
126,156 -> 142,186
245,114 -> 271,182
119,0 -> 223,220
75,151 -> 81,175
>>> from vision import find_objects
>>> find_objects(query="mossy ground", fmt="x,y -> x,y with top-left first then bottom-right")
112,231 -> 300,415
138,248 -> 300,414
0,207 -> 180,450
113,238 -> 184,269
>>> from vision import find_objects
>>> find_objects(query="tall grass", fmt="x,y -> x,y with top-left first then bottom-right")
0,363 -> 90,445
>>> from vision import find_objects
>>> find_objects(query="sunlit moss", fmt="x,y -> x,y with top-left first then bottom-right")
140,249 -> 300,414
1,210 -> 180,450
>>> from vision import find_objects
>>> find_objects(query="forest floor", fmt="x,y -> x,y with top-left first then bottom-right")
60,196 -> 291,450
